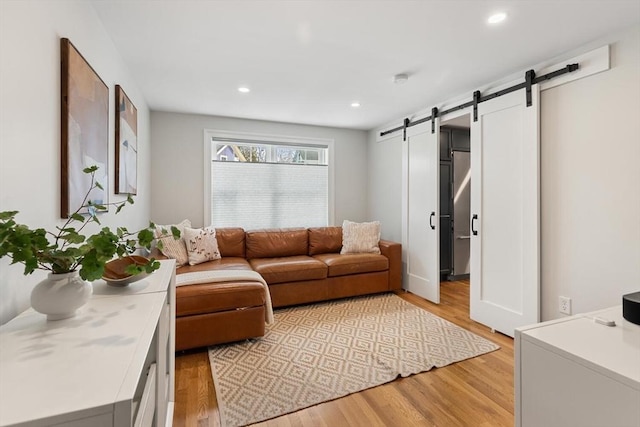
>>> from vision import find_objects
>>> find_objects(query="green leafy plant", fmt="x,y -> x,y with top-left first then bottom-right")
0,166 -> 161,281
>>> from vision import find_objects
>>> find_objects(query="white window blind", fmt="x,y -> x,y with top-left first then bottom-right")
211,142 -> 328,230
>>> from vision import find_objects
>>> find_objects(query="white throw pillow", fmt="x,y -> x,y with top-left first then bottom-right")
340,220 -> 381,254
154,219 -> 191,239
183,226 -> 221,265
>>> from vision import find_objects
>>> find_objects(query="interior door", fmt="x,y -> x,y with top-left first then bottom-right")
470,87 -> 540,337
404,121 -> 440,303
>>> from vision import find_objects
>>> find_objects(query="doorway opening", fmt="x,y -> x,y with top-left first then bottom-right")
439,113 -> 471,306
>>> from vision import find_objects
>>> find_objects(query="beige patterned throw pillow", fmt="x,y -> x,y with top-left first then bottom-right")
184,227 -> 221,265
340,220 -> 381,254
156,235 -> 189,266
154,219 -> 191,267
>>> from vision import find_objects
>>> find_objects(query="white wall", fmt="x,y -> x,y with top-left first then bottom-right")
150,112 -> 368,228
0,1 -> 152,324
367,25 -> 640,321
540,25 -> 640,320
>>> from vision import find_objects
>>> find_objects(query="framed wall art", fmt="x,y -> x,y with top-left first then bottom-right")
60,38 -> 109,218
115,85 -> 137,195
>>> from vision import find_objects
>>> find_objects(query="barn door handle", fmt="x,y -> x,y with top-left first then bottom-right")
471,214 -> 478,235
429,212 -> 436,230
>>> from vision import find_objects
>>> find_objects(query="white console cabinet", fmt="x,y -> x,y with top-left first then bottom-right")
0,260 -> 176,427
515,306 -> 640,427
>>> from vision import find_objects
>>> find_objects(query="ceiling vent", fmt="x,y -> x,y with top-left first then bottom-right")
393,73 -> 409,84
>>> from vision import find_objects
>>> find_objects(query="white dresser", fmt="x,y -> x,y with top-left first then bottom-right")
0,259 -> 176,427
515,306 -> 640,427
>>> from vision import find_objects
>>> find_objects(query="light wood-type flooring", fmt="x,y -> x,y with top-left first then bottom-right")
173,280 -> 514,427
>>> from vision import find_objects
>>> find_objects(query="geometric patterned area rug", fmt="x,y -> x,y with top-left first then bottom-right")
208,293 -> 499,427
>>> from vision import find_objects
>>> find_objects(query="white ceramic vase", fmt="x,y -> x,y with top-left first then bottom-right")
30,271 -> 93,320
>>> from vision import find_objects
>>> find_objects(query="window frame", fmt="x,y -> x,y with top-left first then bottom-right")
203,129 -> 335,227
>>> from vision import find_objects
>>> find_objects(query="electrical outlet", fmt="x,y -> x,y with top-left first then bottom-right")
559,296 -> 572,315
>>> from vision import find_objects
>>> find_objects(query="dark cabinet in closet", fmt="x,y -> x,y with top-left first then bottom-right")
439,130 -> 453,279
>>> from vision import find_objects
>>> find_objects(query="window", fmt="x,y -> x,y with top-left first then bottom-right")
205,131 -> 333,230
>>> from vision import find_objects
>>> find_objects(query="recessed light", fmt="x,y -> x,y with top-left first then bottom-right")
487,12 -> 507,24
238,86 -> 250,93
351,102 -> 361,108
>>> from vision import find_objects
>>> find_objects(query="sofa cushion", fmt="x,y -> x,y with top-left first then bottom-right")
308,227 -> 342,255
215,227 -> 246,258
177,257 -> 252,274
313,253 -> 389,277
176,281 -> 266,317
249,256 -> 327,284
246,228 -> 308,259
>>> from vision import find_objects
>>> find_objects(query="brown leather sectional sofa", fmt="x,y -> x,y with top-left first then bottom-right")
169,226 -> 402,351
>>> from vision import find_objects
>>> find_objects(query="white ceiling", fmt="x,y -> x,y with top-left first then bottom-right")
91,0 -> 640,130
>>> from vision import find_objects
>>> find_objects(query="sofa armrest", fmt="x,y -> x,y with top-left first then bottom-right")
379,240 -> 402,290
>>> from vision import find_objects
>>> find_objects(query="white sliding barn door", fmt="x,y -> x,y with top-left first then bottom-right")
404,121 -> 440,303
470,88 -> 540,337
